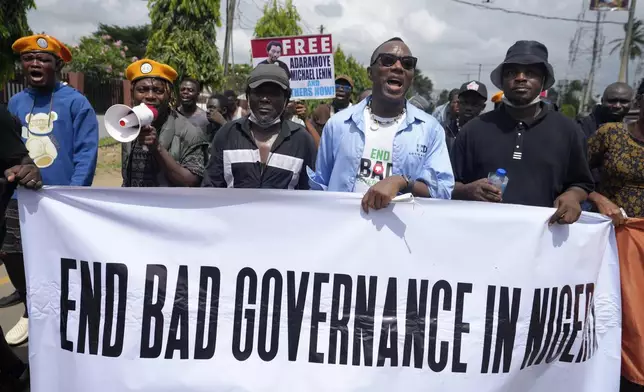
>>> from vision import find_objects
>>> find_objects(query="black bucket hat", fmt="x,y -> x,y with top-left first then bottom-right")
490,40 -> 555,90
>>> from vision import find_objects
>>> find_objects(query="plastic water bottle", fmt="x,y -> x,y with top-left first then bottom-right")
487,168 -> 509,195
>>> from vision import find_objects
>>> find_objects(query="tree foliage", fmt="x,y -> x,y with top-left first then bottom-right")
610,18 -> 644,61
0,0 -> 36,85
223,64 -> 253,93
437,89 -> 450,106
548,79 -> 584,116
147,0 -> 223,91
411,70 -> 433,100
253,0 -> 302,38
68,35 -> 131,81
334,46 -> 371,101
94,23 -> 150,60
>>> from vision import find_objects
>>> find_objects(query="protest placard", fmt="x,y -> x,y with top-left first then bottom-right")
251,34 -> 335,100
19,188 -> 621,392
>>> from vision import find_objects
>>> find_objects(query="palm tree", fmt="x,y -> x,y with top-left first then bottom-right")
610,18 -> 644,83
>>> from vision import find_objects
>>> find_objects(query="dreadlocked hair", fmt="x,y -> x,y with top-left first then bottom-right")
167,80 -> 178,110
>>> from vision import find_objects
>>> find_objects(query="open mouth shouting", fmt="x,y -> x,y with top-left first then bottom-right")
385,76 -> 404,96
29,69 -> 45,84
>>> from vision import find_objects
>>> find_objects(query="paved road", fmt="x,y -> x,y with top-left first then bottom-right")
0,264 -> 29,383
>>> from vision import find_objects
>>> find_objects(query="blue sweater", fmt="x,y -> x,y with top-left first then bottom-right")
8,82 -> 98,187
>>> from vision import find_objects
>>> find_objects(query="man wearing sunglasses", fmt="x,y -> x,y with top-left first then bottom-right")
308,75 -> 355,135
309,37 -> 454,212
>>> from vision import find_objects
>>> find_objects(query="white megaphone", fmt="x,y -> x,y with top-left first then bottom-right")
104,103 -> 158,143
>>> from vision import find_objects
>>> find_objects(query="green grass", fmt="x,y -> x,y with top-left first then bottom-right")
99,137 -> 118,148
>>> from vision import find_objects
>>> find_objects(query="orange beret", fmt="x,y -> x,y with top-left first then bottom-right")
126,59 -> 178,84
491,91 -> 504,103
12,34 -> 72,63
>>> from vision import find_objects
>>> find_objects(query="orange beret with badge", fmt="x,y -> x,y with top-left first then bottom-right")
491,91 -> 504,104
12,34 -> 72,63
126,59 -> 178,84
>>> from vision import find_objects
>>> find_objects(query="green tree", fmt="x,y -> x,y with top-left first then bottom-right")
68,35 -> 130,81
0,0 -> 36,85
549,80 -> 584,116
253,0 -> 303,38
610,18 -> 644,61
437,89 -> 450,106
94,23 -> 150,60
223,63 -> 253,93
411,70 -> 433,99
147,0 -> 223,91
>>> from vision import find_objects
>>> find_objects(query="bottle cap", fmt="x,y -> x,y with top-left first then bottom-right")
496,168 -> 507,176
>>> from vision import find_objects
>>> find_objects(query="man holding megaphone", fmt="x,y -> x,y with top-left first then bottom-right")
119,59 -> 209,187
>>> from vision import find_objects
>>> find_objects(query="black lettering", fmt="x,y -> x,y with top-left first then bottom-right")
287,271 -> 310,361
259,269 -> 283,362
428,280 -> 451,372
521,288 -> 549,369
102,263 -> 128,357
546,286 -> 573,363
452,282 -> 472,373
481,286 -> 496,373
535,287 -> 558,365
140,265 -> 167,359
232,268 -> 257,361
577,283 -> 595,362
165,266 -> 189,359
60,258 -> 77,352
194,266 -> 221,360
309,273 -> 329,363
359,158 -> 371,177
328,274 -> 352,365
353,276 -> 377,367
377,278 -> 398,367
403,279 -> 429,369
492,287 -> 521,373
561,284 -> 585,362
77,261 -> 101,355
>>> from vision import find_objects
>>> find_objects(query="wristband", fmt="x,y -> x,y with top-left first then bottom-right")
401,175 -> 414,194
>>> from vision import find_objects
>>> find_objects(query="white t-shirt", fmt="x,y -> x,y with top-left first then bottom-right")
353,108 -> 406,194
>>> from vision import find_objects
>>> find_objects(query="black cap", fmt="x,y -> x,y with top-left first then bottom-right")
248,64 -> 290,90
459,80 -> 488,100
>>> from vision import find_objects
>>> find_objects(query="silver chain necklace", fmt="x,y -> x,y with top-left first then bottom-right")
367,103 -> 406,131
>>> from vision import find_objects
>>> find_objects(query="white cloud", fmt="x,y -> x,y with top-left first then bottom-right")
27,0 -> 644,98
407,10 -> 447,43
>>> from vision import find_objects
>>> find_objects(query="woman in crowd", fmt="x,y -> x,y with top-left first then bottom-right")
587,81 -> 644,227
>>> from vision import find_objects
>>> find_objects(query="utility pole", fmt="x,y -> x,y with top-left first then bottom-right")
619,0 -> 637,83
222,0 -> 236,76
581,10 -> 602,113
319,25 -> 325,34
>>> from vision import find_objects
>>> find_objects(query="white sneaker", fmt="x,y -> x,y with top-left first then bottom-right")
5,316 -> 28,346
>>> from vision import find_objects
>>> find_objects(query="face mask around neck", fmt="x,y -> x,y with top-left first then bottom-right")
249,104 -> 286,129
502,94 -> 542,109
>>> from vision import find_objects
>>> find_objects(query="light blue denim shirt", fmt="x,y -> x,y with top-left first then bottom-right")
308,98 -> 454,199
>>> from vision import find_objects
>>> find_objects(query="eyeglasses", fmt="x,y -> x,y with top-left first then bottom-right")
335,84 -> 353,92
372,53 -> 417,70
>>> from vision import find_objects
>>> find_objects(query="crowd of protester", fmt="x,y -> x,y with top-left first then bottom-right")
0,32 -> 642,391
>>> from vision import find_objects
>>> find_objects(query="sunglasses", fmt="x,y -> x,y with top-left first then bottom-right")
335,84 -> 353,92
372,53 -> 417,70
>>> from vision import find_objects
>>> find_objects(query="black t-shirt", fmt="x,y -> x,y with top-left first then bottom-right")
0,105 -> 29,232
452,104 -> 594,208
0,105 -> 28,170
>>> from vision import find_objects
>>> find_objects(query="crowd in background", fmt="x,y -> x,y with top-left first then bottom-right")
0,32 -> 642,391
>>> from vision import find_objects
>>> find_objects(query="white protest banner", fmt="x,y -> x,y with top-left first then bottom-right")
19,188 -> 621,392
251,34 -> 335,100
